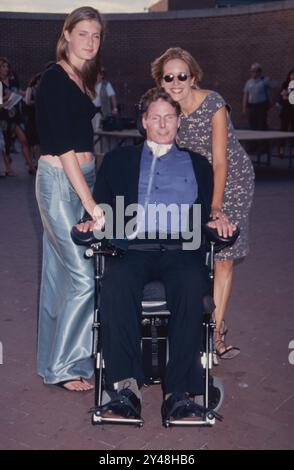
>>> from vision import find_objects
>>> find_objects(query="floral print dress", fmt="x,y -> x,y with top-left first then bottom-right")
177,91 -> 255,260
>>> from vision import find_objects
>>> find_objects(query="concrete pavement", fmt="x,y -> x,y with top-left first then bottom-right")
0,154 -> 294,450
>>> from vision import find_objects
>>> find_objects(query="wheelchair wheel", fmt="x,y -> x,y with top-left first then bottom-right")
208,376 -> 224,412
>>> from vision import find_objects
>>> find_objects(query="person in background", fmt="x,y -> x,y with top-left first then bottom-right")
92,68 -> 119,163
151,47 -> 255,359
278,68 -> 294,157
24,72 -> 42,164
280,69 -> 294,131
0,56 -> 36,175
0,128 -> 6,176
35,6 -> 105,392
92,67 -> 118,131
242,62 -> 276,132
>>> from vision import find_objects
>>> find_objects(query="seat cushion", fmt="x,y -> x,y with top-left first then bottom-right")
143,281 -> 166,302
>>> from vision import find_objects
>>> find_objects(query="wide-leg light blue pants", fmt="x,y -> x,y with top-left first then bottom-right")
36,159 -> 96,384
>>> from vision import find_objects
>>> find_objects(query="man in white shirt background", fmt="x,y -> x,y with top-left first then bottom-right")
92,68 -> 118,131
92,68 -> 119,162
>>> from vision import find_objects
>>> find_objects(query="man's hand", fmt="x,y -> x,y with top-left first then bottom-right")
76,220 -> 96,232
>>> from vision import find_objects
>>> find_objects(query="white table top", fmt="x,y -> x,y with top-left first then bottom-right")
235,130 -> 294,141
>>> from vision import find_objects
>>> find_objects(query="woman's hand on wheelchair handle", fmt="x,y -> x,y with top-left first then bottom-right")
207,217 -> 236,239
76,220 -> 96,233
92,204 -> 105,230
82,197 -> 105,231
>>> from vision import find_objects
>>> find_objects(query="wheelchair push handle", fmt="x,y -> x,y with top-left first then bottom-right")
70,226 -> 127,257
70,223 -> 239,254
70,225 -> 97,246
203,224 -> 240,252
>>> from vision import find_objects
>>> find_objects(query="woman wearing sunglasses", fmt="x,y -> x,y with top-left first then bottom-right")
151,47 -> 254,360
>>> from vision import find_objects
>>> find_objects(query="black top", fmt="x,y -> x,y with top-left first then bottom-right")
36,64 -> 96,156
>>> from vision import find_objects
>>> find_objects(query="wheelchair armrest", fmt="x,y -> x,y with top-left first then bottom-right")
70,226 -> 97,246
203,224 -> 240,252
71,226 -> 128,256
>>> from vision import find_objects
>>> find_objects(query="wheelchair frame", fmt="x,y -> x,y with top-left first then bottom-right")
71,231 -> 227,428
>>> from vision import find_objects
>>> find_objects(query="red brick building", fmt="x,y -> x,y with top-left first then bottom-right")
1,1 -> 294,127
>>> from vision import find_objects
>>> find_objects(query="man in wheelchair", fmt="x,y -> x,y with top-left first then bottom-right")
78,88 -> 235,425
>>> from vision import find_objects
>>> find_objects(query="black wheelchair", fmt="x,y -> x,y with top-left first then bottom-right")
71,225 -> 239,428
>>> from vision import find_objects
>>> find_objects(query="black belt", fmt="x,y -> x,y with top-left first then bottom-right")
128,243 -> 183,252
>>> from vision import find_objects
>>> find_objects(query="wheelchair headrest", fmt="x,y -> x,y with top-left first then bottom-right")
203,224 -> 240,253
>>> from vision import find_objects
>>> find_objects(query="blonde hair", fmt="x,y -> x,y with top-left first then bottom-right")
151,47 -> 203,87
56,6 -> 105,95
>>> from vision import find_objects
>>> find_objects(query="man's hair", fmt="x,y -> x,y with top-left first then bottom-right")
138,87 -> 181,116
136,88 -> 180,137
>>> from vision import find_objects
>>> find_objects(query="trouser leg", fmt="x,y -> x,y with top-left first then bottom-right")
100,251 -> 153,387
248,107 -> 259,153
248,106 -> 258,131
160,251 -> 210,395
248,103 -> 268,154
36,160 -> 96,383
257,103 -> 268,130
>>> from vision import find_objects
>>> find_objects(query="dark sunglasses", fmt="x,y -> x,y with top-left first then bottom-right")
163,73 -> 191,83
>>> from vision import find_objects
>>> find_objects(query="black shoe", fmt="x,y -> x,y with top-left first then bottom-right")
161,392 -> 205,424
100,388 -> 142,420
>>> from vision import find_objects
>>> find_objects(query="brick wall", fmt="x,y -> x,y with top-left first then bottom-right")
1,2 -> 294,128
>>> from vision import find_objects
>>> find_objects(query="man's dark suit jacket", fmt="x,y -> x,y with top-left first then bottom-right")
93,143 -> 213,247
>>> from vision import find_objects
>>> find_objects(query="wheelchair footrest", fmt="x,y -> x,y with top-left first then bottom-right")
92,407 -> 144,427
163,414 -> 215,427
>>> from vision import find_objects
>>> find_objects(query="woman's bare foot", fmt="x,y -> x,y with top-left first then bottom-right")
55,378 -> 94,392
